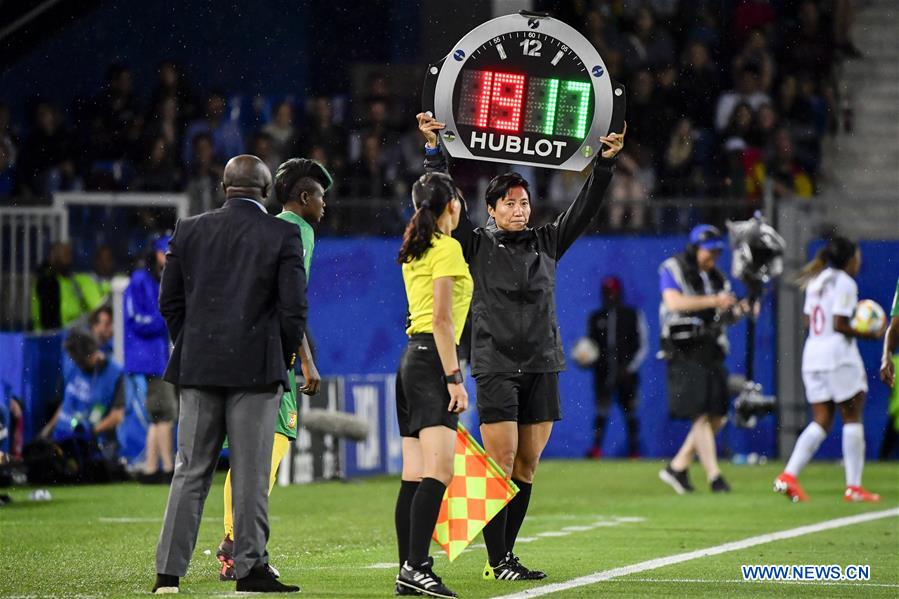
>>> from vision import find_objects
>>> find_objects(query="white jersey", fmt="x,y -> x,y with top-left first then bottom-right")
801,268 -> 863,372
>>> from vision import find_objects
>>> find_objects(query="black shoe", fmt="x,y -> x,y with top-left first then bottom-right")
235,565 -> 299,593
397,559 -> 456,598
152,574 -> 179,594
488,552 -> 546,581
395,579 -> 423,595
659,465 -> 694,495
710,475 -> 731,493
155,470 -> 174,485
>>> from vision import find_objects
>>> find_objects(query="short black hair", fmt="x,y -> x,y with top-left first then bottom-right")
485,172 -> 530,209
89,306 -> 112,327
64,330 -> 98,362
273,158 -> 333,205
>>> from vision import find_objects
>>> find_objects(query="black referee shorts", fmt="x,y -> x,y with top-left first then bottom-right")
396,334 -> 459,438
474,372 -> 561,425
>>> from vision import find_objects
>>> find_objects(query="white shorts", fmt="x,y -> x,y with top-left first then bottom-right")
802,362 -> 868,404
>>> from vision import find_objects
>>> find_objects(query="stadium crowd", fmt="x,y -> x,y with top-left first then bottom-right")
0,0 -> 855,235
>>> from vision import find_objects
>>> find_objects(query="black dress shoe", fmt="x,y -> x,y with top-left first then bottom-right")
152,573 -> 179,594
235,565 -> 300,593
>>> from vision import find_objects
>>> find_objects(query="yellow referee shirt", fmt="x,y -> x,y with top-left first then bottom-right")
402,233 -> 473,345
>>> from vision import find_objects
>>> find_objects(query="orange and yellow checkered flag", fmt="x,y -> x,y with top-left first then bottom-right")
432,424 -> 518,561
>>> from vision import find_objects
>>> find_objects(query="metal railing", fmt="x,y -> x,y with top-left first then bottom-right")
0,207 -> 64,329
0,192 -> 188,331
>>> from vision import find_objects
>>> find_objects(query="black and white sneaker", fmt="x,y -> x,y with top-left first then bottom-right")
486,552 -> 546,581
659,465 -> 694,495
397,559 -> 456,598
710,475 -> 731,493
395,578 -> 422,595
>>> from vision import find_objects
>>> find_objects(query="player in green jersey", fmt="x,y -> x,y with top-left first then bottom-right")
217,158 -> 332,580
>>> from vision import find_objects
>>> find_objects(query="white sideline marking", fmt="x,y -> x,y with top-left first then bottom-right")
365,514 -> 644,568
608,578 -> 899,589
490,507 -> 899,599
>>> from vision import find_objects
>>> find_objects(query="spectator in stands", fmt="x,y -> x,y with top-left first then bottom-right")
732,28 -> 775,94
660,118 -> 699,197
299,96 -> 347,176
148,61 -> 198,127
86,245 -> 115,305
183,92 -> 244,167
622,5 -> 676,72
143,96 -> 182,164
249,131 -> 279,178
19,102 -> 79,197
784,0 -> 835,83
585,9 -> 626,67
31,241 -> 105,330
0,101 -> 17,167
607,151 -> 651,230
547,166 -> 590,218
349,134 -> 396,199
715,64 -> 771,132
89,305 -> 114,355
765,128 -> 814,199
262,101 -> 295,166
85,64 -> 141,164
350,96 -> 398,164
134,136 -> 181,192
185,133 -> 224,215
731,0 -> 776,46
677,41 -> 720,132
626,70 -> 661,162
722,102 -> 756,150
124,235 -> 176,484
39,330 -> 125,482
833,0 -> 863,58
654,65 -> 680,144
0,139 -> 15,200
750,103 -> 779,149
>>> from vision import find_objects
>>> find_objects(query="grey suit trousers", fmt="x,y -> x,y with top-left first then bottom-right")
155,385 -> 282,579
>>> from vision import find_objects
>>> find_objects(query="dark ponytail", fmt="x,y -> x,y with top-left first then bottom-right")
397,172 -> 457,264
795,235 -> 857,288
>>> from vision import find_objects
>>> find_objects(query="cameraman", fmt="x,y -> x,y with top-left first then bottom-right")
37,330 -> 125,482
657,225 -> 751,494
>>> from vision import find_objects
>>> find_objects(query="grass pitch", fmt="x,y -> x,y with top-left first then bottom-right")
1,460 -> 897,598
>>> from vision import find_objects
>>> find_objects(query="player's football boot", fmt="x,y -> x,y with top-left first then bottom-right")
397,558 -> 456,598
216,535 -> 235,581
658,464 -> 694,494
844,486 -> 880,502
484,552 -> 546,581
710,475 -> 731,493
773,473 -> 808,503
217,535 -> 281,581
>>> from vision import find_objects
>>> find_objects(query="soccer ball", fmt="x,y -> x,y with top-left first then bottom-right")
571,337 -> 599,367
850,299 -> 886,334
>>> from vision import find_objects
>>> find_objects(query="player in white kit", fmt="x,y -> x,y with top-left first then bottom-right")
775,237 -> 885,502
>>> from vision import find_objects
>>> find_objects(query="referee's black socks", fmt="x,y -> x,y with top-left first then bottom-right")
483,505 -> 508,566
407,477 -> 446,566
395,480 -> 420,568
505,479 -> 533,552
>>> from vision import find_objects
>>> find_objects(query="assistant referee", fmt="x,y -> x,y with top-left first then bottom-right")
393,171 -> 472,599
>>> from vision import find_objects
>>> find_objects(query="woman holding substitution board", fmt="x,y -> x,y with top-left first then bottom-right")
417,111 -> 625,582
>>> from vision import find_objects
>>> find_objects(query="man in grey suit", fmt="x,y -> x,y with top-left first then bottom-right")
152,155 -> 306,594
